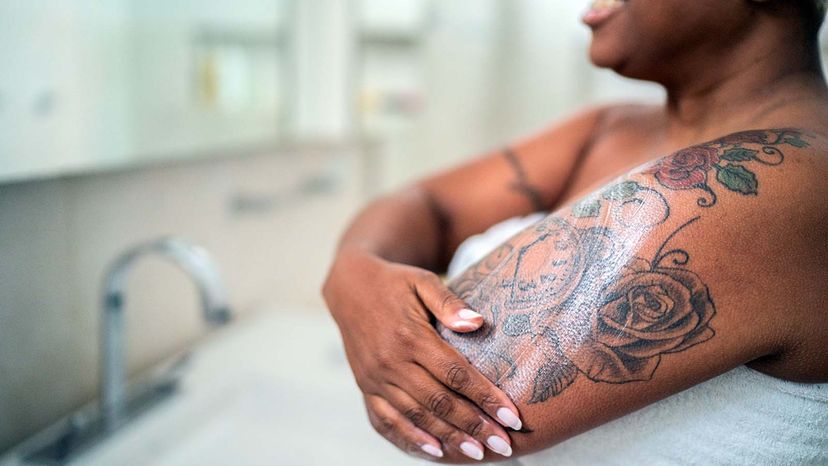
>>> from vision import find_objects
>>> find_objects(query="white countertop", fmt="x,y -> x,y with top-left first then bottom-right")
4,309 -> 424,466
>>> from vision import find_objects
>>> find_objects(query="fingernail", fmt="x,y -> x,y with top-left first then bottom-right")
460,441 -> 484,461
497,407 -> 522,431
452,321 -> 479,331
458,308 -> 482,320
486,436 -> 512,457
420,444 -> 443,458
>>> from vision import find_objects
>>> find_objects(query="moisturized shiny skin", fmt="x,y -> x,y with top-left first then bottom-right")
438,129 -> 808,405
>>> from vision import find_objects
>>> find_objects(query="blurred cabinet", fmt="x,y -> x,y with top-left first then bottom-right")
354,0 -> 430,135
121,0 -> 291,157
0,1 -> 133,181
0,1 -> 294,183
123,0 -> 294,160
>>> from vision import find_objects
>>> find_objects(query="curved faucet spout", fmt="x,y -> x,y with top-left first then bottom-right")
100,237 -> 232,431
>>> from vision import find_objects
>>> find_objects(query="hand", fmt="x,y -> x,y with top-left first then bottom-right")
322,249 -> 523,461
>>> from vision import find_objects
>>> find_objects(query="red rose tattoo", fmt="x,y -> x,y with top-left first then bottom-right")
645,129 -> 809,206
646,146 -> 720,191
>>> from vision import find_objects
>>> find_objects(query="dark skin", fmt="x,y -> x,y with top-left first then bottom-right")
323,0 -> 828,462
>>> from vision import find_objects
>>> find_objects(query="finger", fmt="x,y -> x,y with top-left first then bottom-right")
365,395 -> 445,460
399,366 -> 514,458
418,333 -> 524,432
414,271 -> 483,332
383,384 -> 488,462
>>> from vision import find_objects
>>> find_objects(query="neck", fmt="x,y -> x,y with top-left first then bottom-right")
659,25 -> 828,143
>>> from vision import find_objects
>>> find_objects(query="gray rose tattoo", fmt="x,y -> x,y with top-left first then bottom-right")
440,194 -> 717,404
564,254 -> 716,386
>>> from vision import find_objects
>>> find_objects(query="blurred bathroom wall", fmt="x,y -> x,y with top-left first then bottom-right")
127,0 -> 292,157
357,0 -> 662,191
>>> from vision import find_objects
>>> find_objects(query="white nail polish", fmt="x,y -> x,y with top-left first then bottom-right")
486,436 -> 512,457
452,320 -> 478,330
458,308 -> 482,320
420,444 -> 443,458
460,442 -> 484,461
497,407 -> 522,431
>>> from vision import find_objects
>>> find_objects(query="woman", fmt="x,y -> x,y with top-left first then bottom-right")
323,0 -> 828,463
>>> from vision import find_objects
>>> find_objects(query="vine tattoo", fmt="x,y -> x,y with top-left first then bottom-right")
645,128 -> 808,206
504,148 -> 548,212
439,129 -> 809,404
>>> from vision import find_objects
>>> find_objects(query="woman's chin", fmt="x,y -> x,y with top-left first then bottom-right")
588,47 -> 660,81
587,43 -> 626,71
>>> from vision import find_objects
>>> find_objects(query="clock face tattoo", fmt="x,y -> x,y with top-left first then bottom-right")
505,218 -> 585,309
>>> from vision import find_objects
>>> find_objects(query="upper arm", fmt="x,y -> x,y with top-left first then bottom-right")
416,106 -> 609,260
438,128 -> 828,459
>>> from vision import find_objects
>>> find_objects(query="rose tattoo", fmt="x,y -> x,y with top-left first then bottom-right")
646,129 -> 809,206
440,212 -> 715,403
568,255 -> 715,384
438,129 -> 808,405
647,146 -> 720,191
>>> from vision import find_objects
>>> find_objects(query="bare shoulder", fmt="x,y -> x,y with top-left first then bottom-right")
644,127 -> 828,231
577,102 -> 666,144
601,102 -> 663,121
529,102 -> 661,146
647,128 -> 828,200
636,127 -> 828,381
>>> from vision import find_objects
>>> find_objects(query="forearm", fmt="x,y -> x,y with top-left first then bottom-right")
336,108 -> 608,271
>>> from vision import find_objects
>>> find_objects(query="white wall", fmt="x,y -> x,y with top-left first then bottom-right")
373,0 -> 663,189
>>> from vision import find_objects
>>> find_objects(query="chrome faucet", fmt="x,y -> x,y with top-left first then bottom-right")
17,238 -> 232,463
100,237 -> 231,431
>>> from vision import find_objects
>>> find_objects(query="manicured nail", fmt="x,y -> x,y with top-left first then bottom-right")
459,441 -> 484,461
497,407 -> 522,431
458,308 -> 482,320
452,321 -> 479,331
486,436 -> 512,457
420,444 -> 443,458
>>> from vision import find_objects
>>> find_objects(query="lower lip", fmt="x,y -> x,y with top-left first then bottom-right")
582,2 -> 625,28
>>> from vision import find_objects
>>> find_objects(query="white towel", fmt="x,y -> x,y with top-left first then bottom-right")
448,216 -> 828,465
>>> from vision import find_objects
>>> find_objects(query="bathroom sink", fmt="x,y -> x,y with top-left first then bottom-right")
2,309 -> 422,466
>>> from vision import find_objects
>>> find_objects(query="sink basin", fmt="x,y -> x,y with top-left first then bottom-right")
2,309 -> 422,466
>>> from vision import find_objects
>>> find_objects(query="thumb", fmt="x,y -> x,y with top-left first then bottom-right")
415,272 -> 484,333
